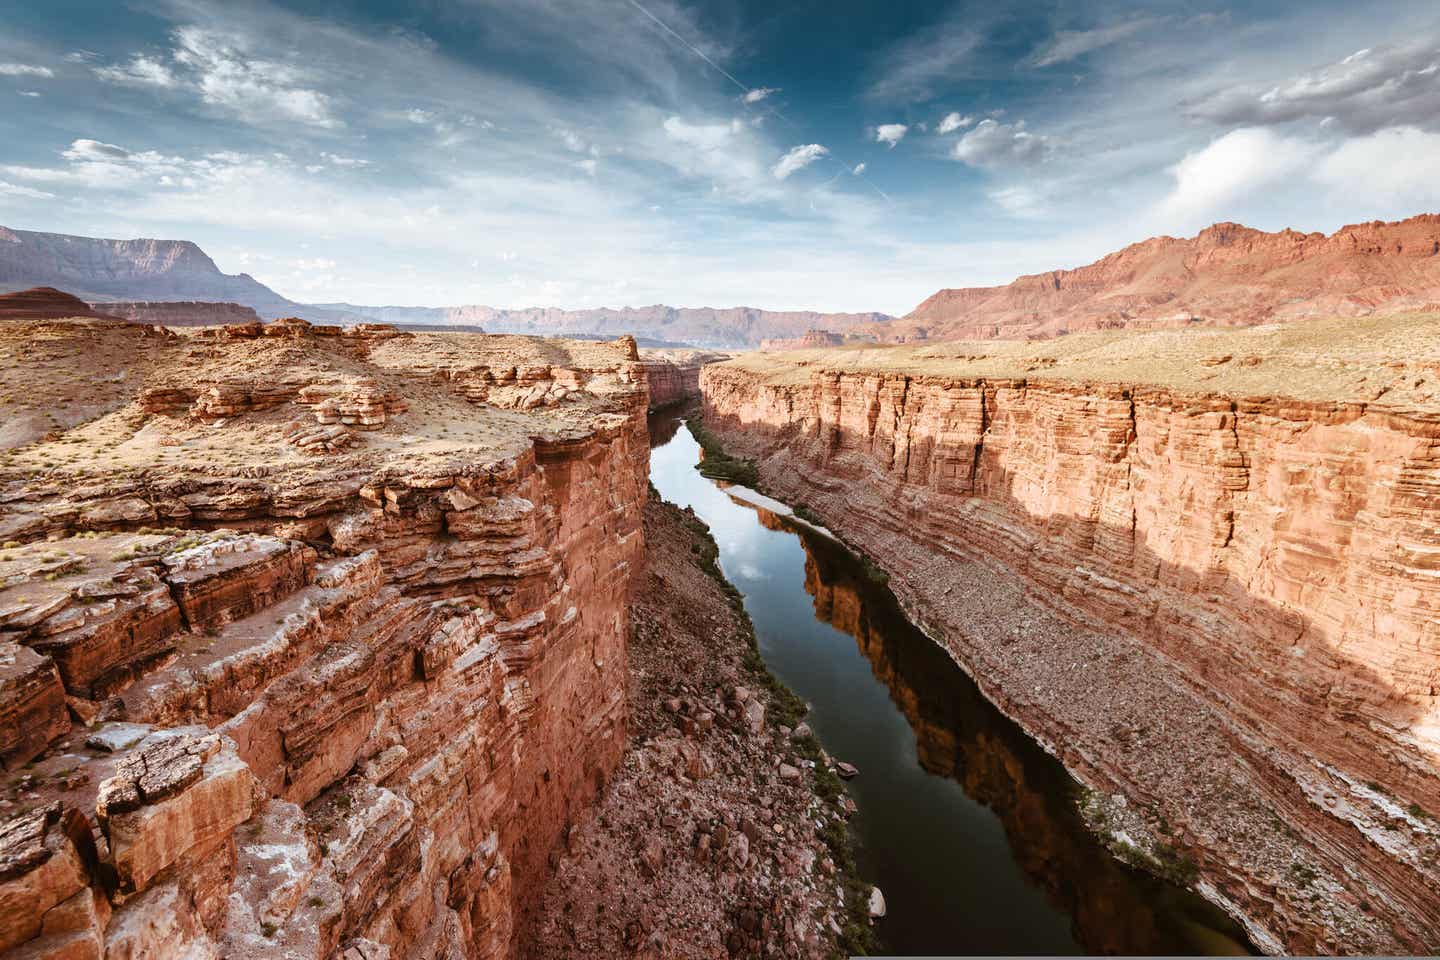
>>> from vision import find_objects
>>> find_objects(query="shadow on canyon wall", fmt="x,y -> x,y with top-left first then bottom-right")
709,400 -> 1440,952
750,504 -> 1254,956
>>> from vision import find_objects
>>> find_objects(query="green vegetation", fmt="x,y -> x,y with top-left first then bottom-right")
686,415 -> 760,487
791,503 -> 825,526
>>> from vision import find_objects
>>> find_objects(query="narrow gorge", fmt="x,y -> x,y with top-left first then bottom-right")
698,316 -> 1440,955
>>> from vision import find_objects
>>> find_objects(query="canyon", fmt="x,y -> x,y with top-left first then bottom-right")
0,310 -> 775,959
884,214 -> 1440,342
699,313 -> 1440,954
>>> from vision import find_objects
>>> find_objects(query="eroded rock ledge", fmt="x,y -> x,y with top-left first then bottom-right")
699,315 -> 1440,954
0,324 -> 652,958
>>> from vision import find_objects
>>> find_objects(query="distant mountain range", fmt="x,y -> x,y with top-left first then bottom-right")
881,213 -> 1440,342
0,226 -> 891,348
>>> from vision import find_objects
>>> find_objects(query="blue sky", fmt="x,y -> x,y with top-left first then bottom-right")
1,0 -> 1438,313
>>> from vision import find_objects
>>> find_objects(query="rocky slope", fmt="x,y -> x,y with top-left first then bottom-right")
0,226 -> 344,322
98,301 -> 263,327
0,321 -> 654,957
527,495 -> 853,958
887,214 -> 1440,341
699,313 -> 1440,954
323,303 -> 894,350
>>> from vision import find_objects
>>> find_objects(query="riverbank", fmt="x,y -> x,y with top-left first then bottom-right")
698,341 -> 1440,954
525,492 -> 872,958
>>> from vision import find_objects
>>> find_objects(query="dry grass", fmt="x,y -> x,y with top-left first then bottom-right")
725,311 -> 1440,410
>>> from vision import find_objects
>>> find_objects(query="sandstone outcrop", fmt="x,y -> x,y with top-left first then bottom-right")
700,312 -> 1440,954
0,325 -> 651,957
95,301 -> 262,327
886,213 -> 1440,342
639,349 -> 727,410
758,329 -> 853,352
0,287 -> 122,323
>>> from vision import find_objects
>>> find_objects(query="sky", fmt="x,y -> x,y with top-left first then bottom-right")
0,0 -> 1438,314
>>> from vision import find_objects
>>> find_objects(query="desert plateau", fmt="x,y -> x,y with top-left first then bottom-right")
2,1 -> 1439,958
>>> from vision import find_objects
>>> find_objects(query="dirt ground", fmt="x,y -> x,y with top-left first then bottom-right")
522,494 -> 870,959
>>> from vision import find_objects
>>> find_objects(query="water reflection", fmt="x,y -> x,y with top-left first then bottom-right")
647,410 -> 1251,956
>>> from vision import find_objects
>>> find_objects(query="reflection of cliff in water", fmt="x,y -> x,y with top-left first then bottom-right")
754,504 -> 1252,956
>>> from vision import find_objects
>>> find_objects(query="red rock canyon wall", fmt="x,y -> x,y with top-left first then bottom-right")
700,362 -> 1440,954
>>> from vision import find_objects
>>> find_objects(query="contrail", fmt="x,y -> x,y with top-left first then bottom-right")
626,0 -> 892,203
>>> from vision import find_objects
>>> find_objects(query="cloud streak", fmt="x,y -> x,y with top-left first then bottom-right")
772,143 -> 828,180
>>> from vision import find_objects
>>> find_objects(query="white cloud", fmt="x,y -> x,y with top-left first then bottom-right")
1029,18 -> 1158,67
0,180 -> 55,199
320,152 -> 369,168
172,26 -> 340,128
875,123 -> 908,148
989,186 -> 1048,218
554,128 -> 590,153
62,139 -> 134,162
1159,127 -> 1317,221
663,116 -> 740,151
951,119 -> 1053,168
405,108 -> 435,124
1312,126 -> 1440,206
937,112 -> 973,134
575,157 -> 598,176
0,63 -> 53,78
852,162 -> 866,175
1187,40 -> 1440,134
17,90 -> 40,98
866,16 -> 981,103
94,55 -> 178,88
743,87 -> 778,103
772,143 -> 828,180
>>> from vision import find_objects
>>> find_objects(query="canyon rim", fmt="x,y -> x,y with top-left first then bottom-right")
4,0 -> 1440,956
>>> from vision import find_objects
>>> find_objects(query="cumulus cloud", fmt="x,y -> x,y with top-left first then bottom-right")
0,63 -> 53,78
852,162 -> 866,175
950,119 -> 1053,168
743,87 -> 778,104
875,123 -> 908,148
17,90 -> 40,98
1159,127 -> 1317,221
772,143 -> 828,180
1029,18 -> 1157,67
320,152 -> 368,168
866,17 -> 981,103
554,128 -> 588,152
0,180 -> 55,199
1186,40 -> 1440,134
937,111 -> 973,134
93,55 -> 178,88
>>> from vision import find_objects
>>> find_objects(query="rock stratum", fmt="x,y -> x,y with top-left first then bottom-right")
0,320 -> 657,958
0,287 -> 119,323
638,349 -> 728,410
0,226 -> 343,323
98,301 -> 263,327
889,214 -> 1440,342
699,313 -> 1440,954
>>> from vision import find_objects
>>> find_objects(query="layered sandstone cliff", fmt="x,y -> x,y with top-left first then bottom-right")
885,214 -> 1440,342
97,301 -> 263,327
700,313 -> 1440,954
0,321 -> 651,957
639,349 -> 727,410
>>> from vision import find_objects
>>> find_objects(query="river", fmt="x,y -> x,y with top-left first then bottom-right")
648,409 -> 1253,956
